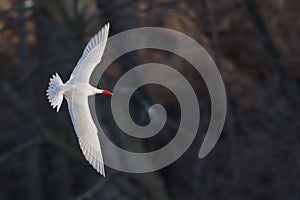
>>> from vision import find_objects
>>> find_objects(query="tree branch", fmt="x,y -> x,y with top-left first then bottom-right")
0,81 -> 85,163
76,172 -> 120,200
0,137 -> 43,163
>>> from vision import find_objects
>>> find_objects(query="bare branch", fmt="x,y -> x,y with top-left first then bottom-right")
201,0 -> 240,188
0,137 -> 43,163
0,81 -> 85,163
243,0 -> 284,76
76,172 -> 120,200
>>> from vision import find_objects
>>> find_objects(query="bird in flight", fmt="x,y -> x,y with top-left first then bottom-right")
46,23 -> 112,176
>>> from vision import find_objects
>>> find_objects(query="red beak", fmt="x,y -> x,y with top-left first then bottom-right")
102,90 -> 113,96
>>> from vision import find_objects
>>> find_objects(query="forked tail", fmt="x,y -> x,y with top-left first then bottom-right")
46,73 -> 64,112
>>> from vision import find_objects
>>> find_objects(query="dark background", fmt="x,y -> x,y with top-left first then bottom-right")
0,0 -> 299,199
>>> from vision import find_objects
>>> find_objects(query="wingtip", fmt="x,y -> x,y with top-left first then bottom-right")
104,22 -> 110,32
96,167 -> 105,177
99,168 -> 105,177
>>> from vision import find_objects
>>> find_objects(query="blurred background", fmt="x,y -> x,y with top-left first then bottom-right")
0,0 -> 299,199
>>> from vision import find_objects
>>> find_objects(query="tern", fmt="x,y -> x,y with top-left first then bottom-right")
46,23 -> 112,176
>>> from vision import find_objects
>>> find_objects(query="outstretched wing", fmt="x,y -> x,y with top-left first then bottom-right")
69,23 -> 110,83
66,94 -> 105,176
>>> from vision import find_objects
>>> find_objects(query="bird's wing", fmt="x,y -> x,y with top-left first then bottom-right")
69,23 -> 110,83
66,93 -> 105,176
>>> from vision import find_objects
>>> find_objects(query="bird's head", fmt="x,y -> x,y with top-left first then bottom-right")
97,87 -> 113,96
102,89 -> 113,96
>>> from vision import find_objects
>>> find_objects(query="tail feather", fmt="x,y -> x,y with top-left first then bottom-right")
46,73 -> 64,112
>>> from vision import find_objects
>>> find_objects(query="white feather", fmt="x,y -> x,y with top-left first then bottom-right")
46,23 -> 110,176
68,23 -> 110,83
46,73 -> 63,112
66,95 -> 105,176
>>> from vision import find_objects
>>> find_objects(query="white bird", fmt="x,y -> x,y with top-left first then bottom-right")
46,23 -> 112,176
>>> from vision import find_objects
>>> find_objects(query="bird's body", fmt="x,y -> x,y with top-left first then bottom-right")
46,23 -> 112,176
62,83 -> 102,97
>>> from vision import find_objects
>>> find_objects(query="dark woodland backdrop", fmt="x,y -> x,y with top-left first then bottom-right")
0,0 -> 299,199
